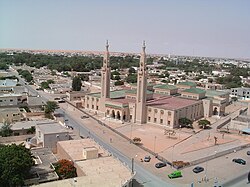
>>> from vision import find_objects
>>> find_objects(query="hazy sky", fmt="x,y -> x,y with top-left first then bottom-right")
1,0 -> 250,58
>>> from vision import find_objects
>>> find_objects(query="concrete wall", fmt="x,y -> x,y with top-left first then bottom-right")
43,133 -> 69,153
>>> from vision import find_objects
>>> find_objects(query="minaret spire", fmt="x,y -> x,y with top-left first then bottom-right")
100,40 -> 111,111
135,41 -> 148,124
106,40 -> 109,51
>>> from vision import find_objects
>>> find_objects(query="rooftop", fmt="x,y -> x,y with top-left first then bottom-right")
147,96 -> 200,110
34,156 -> 133,187
88,90 -> 126,99
125,89 -> 153,95
57,139 -> 109,161
0,79 -> 18,87
154,84 -> 177,90
177,81 -> 196,87
0,121 -> 36,131
37,122 -> 68,134
182,87 -> 206,94
205,90 -> 228,97
29,148 -> 59,183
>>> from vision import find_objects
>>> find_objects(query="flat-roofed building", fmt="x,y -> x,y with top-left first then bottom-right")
0,107 -> 23,123
181,88 -> 206,100
153,84 -> 178,95
35,122 -> 69,153
176,81 -> 196,91
54,139 -> 134,187
0,93 -> 24,106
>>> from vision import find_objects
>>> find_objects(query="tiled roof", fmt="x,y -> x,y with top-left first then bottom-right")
206,90 -> 228,97
147,96 -> 200,110
177,81 -> 196,87
154,84 -> 177,90
88,90 -> 126,99
182,88 -> 205,94
125,89 -> 153,94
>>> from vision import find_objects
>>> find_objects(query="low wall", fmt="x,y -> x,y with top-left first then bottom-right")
190,143 -> 250,166
0,134 -> 34,143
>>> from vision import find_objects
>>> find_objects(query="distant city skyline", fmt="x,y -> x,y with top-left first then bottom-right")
0,0 -> 250,58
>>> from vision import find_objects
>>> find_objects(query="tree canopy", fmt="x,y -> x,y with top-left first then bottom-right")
0,122 -> 12,137
179,118 -> 193,128
45,101 -> 59,118
53,159 -> 77,179
72,76 -> 82,91
0,144 -> 34,187
198,119 -> 211,129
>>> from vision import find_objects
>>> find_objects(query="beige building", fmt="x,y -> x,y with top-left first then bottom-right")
28,122 -> 69,153
84,42 -> 226,128
176,81 -> 196,91
0,108 -> 23,123
153,84 -> 178,95
181,88 -> 206,100
55,139 -> 134,187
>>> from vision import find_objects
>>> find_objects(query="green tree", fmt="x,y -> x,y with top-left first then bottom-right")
0,122 -> 12,137
72,76 -> 82,91
0,144 -> 34,187
41,81 -> 49,89
198,119 -> 211,129
45,101 -> 59,119
114,80 -> 124,86
126,73 -> 137,83
179,118 -> 193,128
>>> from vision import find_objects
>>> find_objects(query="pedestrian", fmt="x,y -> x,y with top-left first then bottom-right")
110,138 -> 112,143
222,133 -> 224,139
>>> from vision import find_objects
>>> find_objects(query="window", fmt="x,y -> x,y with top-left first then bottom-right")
87,97 -> 89,100
154,109 -> 158,113
0,100 -> 2,102
148,116 -> 151,121
148,108 -> 151,112
160,119 -> 163,124
87,104 -> 89,108
168,112 -> 171,116
96,98 -> 99,102
96,106 -> 99,110
92,105 -> 94,109
160,110 -> 164,115
92,98 -> 94,101
167,121 -> 170,125
10,99 -> 13,102
154,118 -> 157,123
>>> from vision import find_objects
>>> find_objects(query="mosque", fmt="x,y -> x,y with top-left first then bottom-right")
84,42 -> 229,128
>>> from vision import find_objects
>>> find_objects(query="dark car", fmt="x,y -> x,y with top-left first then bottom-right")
193,166 -> 204,173
155,162 -> 166,168
247,151 -> 250,156
232,158 -> 246,165
144,156 -> 151,162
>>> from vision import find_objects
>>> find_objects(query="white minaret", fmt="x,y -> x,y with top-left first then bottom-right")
135,41 -> 147,124
100,40 -> 111,112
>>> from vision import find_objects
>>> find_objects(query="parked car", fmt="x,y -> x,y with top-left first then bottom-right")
81,115 -> 89,119
247,151 -> 250,155
168,170 -> 182,179
144,156 -> 151,162
155,162 -> 166,168
192,166 -> 204,173
232,158 -> 246,165
68,126 -> 74,130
